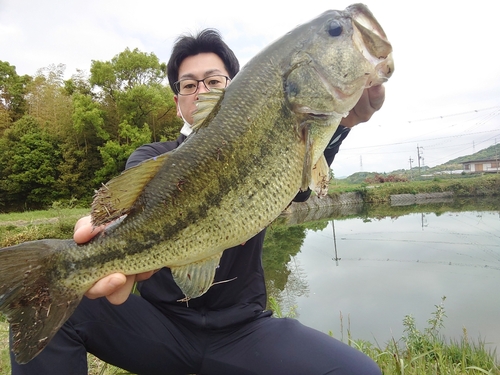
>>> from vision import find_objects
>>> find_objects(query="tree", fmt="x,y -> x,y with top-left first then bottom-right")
90,48 -> 181,142
94,120 -> 152,184
0,49 -> 183,210
88,48 -> 181,182
0,116 -> 61,208
0,61 -> 30,126
25,64 -> 72,138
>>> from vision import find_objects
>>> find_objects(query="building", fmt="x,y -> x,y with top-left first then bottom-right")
462,158 -> 500,173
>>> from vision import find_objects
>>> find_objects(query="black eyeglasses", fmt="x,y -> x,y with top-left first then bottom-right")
174,75 -> 231,96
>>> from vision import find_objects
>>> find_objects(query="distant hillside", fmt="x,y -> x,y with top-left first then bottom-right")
443,143 -> 500,164
339,143 -> 500,183
425,143 -> 500,174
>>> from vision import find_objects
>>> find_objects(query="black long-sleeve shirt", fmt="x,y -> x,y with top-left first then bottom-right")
130,126 -> 350,328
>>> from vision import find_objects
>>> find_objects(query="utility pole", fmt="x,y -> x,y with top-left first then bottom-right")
409,157 -> 413,180
417,145 -> 424,174
496,138 -> 499,174
331,220 -> 341,266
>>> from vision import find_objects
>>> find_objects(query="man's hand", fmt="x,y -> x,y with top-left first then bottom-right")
342,85 -> 385,128
74,215 -> 157,305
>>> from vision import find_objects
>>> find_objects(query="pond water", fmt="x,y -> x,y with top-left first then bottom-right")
262,197 -> 500,355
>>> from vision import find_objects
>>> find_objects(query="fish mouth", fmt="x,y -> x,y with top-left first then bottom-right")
300,4 -> 394,117
348,4 -> 394,86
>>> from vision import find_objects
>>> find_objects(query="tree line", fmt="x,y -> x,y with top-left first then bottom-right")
0,48 -> 182,211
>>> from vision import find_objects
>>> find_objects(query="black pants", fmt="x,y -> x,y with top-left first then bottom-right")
10,295 -> 381,375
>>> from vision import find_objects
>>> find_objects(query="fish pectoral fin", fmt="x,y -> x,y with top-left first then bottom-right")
300,126 -> 314,191
171,253 -> 223,300
191,89 -> 225,132
310,155 -> 331,197
91,152 -> 170,227
300,134 -> 330,196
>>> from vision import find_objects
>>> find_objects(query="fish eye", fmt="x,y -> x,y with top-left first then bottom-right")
328,20 -> 343,37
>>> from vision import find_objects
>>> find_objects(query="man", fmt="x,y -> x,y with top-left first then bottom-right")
11,29 -> 385,375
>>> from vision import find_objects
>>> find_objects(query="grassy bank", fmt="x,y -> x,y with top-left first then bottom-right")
0,207 -> 89,247
272,297 -> 499,375
329,173 -> 500,203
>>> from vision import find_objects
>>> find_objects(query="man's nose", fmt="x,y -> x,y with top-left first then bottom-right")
194,81 -> 209,100
197,80 -> 210,93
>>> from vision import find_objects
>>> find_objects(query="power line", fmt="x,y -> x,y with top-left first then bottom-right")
406,106 -> 500,123
335,106 -> 500,172
343,129 -> 500,150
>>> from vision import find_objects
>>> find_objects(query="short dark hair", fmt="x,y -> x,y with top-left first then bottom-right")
167,28 -> 240,93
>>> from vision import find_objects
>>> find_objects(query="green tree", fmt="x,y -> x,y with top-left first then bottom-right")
88,48 -> 181,182
0,50 -> 182,209
64,69 -> 93,97
0,116 -> 61,208
90,48 -> 180,137
0,61 -> 30,127
25,64 -> 72,138
94,120 -> 152,184
72,92 -> 108,147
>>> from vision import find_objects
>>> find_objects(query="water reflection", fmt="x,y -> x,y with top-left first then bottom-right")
263,197 -> 500,354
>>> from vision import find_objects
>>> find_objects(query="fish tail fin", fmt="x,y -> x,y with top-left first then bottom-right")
0,239 -> 83,364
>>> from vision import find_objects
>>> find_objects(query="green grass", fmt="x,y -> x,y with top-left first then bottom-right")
271,296 -> 500,375
329,173 -> 500,203
0,207 -> 89,247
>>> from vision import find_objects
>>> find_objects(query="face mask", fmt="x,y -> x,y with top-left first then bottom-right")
178,106 -> 193,137
180,120 -> 192,137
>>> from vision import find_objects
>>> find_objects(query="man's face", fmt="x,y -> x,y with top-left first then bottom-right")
174,52 -> 230,125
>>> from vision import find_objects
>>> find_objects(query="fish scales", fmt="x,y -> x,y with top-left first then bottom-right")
0,3 -> 394,363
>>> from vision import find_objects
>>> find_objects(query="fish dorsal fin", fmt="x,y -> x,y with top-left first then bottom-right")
191,89 -> 225,132
171,253 -> 223,300
310,155 -> 330,197
91,152 -> 170,227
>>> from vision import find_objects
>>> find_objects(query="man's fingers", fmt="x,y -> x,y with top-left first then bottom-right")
135,269 -> 160,282
106,275 -> 136,305
342,85 -> 386,128
73,215 -> 106,244
85,273 -> 127,300
354,85 -> 385,122
367,84 -> 385,111
73,224 -> 105,243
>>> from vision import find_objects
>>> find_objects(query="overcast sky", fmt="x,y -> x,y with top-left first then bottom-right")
1,0 -> 499,177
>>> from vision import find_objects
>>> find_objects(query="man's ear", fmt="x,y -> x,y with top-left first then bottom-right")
174,95 -> 182,118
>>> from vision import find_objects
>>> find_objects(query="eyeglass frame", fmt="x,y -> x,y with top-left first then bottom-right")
173,74 -> 231,96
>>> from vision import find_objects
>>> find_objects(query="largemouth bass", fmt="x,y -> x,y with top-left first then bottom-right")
0,3 -> 393,363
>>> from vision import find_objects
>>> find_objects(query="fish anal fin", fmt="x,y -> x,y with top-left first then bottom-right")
310,155 -> 331,197
171,253 -> 223,300
91,152 -> 170,227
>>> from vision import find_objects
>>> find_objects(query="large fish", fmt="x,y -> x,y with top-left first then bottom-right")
0,3 -> 393,363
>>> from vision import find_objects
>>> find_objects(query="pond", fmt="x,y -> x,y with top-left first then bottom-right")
262,197 -> 500,355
